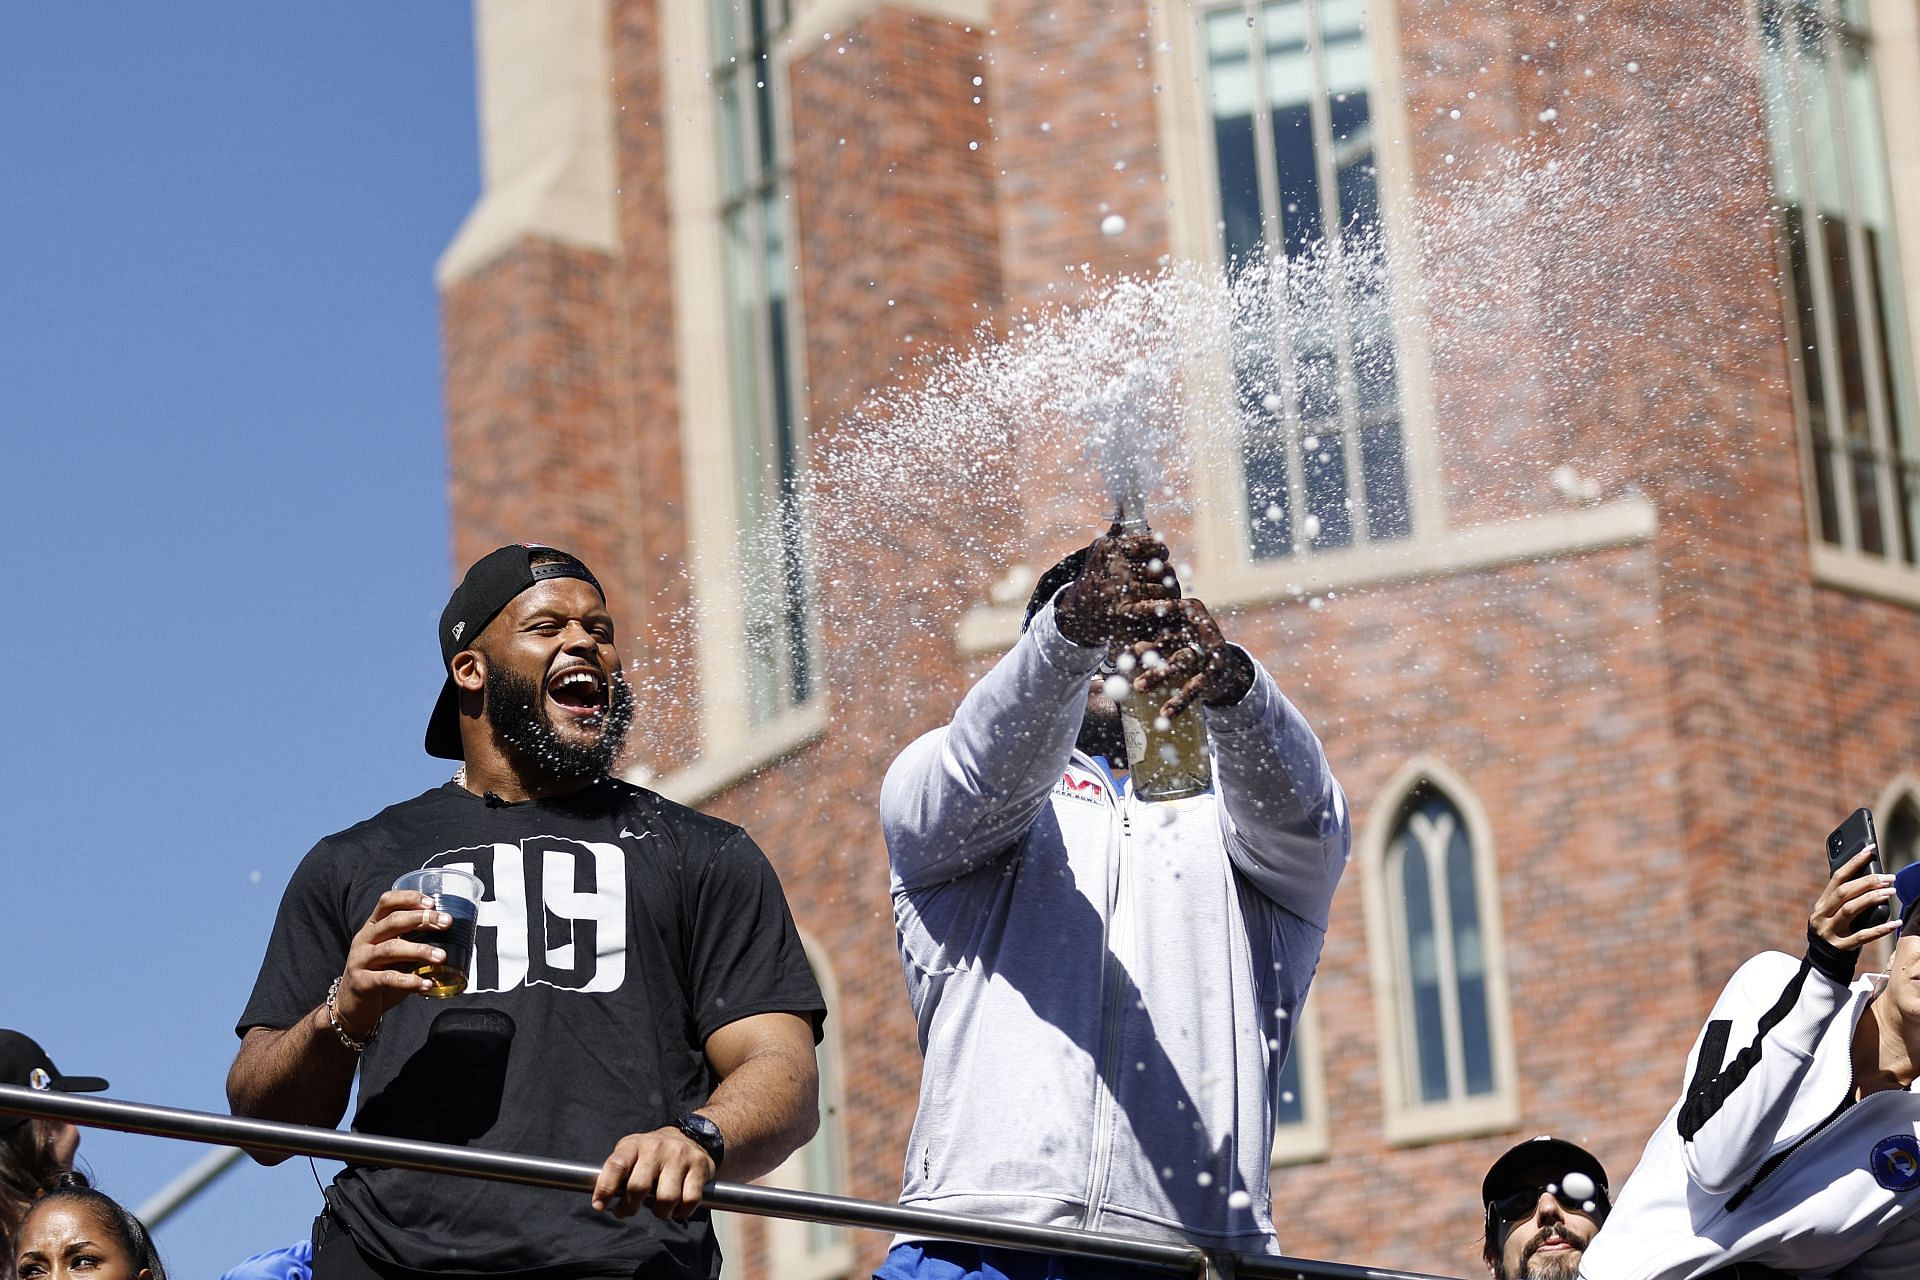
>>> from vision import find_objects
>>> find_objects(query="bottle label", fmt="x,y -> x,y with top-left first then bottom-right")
1121,707 -> 1148,767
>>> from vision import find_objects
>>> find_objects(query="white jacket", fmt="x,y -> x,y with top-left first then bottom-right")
1581,951 -> 1920,1279
878,599 -> 1350,1251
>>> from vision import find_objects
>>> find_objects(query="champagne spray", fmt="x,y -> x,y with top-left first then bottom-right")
1099,381 -> 1211,801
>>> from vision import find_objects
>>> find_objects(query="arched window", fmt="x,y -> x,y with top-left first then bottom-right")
1393,788 -> 1493,1103
761,940 -> 851,1280
1882,790 -> 1920,875
1362,761 -> 1518,1143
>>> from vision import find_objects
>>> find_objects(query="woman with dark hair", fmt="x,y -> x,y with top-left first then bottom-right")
0,1122 -> 80,1266
0,1032 -> 108,1280
12,1184 -> 167,1280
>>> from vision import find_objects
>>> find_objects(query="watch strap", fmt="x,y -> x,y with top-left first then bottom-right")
673,1112 -> 725,1167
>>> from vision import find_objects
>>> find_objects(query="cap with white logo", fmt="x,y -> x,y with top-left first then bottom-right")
0,1030 -> 108,1135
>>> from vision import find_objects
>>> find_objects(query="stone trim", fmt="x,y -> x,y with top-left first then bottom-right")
638,701 -> 830,808
1811,544 -> 1920,611
437,0 -> 620,286
783,0 -> 991,53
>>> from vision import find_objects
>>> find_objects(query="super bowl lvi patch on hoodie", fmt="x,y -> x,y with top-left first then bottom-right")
1869,1134 -> 1920,1191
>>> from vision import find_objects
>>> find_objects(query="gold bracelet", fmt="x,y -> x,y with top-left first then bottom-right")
325,977 -> 375,1053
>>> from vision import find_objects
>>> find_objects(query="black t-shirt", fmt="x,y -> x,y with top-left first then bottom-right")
238,779 -> 826,1278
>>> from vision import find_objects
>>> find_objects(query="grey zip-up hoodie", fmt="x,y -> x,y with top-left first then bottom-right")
879,598 -> 1350,1252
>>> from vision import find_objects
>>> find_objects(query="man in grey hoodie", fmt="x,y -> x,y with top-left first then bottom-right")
875,526 -> 1351,1280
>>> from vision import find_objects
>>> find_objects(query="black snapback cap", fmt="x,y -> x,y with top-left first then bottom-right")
0,1030 -> 108,1135
1481,1135 -> 1610,1207
425,544 -> 604,760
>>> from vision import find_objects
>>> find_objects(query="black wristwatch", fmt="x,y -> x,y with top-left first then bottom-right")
673,1112 -> 726,1168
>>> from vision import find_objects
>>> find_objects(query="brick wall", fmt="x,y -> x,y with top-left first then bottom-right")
441,236 -> 631,627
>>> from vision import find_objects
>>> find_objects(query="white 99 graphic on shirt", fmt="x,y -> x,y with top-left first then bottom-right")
426,837 -> 627,994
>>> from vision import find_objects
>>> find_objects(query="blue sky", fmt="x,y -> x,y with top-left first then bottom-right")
0,6 -> 479,1272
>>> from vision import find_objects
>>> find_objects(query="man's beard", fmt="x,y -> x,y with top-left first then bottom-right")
1506,1227 -> 1583,1280
485,664 -> 636,781
1077,694 -> 1128,762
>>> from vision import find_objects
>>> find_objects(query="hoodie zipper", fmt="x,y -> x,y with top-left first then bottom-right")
1081,776 -> 1133,1230
1723,1063 -> 1857,1212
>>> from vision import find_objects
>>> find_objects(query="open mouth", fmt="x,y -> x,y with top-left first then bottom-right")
546,665 -> 608,722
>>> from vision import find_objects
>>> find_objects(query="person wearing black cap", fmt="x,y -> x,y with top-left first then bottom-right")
227,545 -> 826,1280
1,1031 -> 108,1275
1479,1136 -> 1610,1279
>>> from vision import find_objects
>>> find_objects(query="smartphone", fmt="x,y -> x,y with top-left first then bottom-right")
1827,807 -> 1888,929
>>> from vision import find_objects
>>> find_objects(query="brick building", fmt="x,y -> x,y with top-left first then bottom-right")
433,0 -> 1920,1274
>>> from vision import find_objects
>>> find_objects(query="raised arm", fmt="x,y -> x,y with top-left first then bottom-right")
1676,849 -> 1896,1192
1203,654 -> 1350,927
1127,596 -> 1350,927
881,528 -> 1176,890
880,598 -> 1102,890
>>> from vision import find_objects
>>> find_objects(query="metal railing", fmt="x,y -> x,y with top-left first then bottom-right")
0,1086 -> 1461,1280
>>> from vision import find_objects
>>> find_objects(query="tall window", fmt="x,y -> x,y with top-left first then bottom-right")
1386,786 -> 1495,1108
1760,0 -> 1920,568
712,0 -> 816,723
1201,0 -> 1411,560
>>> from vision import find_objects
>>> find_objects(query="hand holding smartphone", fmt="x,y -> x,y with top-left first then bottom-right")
1825,807 -> 1890,931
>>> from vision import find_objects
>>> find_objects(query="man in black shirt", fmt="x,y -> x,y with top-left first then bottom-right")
229,545 -> 825,1280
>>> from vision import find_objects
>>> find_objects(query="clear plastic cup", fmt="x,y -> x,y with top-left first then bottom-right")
393,868 -> 484,998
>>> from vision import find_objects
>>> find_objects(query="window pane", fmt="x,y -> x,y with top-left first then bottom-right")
1782,205 -> 1844,544
722,208 -> 763,481
1245,411 -> 1294,559
1845,37 -> 1920,563
709,0 -> 739,64
1262,1 -> 1325,259
1823,215 -> 1888,555
1445,818 -> 1494,1097
753,56 -> 776,176
1398,834 -> 1447,1103
1303,429 -> 1352,549
1798,9 -> 1847,218
1320,0 -> 1378,235
1273,1038 -> 1306,1127
1207,10 -> 1266,267
1238,336 -> 1294,556
1361,421 -> 1411,538
717,75 -> 746,200
1760,2 -> 1805,200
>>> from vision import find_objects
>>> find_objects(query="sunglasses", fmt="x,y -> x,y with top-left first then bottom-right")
1488,1182 -> 1608,1226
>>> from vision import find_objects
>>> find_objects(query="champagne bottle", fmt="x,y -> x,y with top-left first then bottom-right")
1109,499 -> 1212,802
1122,684 -> 1212,801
